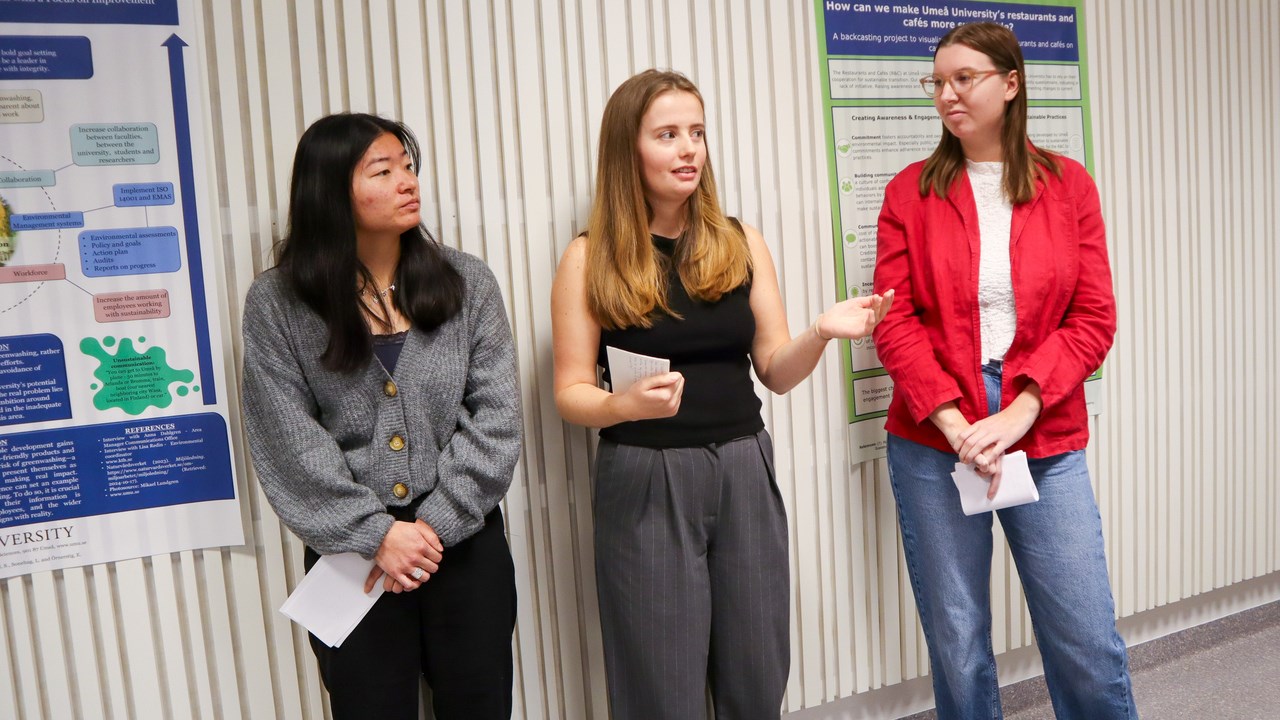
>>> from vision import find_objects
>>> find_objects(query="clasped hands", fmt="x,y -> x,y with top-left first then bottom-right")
935,387 -> 1042,500
365,518 -> 444,594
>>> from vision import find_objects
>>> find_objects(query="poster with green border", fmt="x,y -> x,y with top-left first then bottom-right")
814,0 -> 1096,463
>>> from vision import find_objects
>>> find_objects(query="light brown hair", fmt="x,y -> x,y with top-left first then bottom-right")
919,22 -> 1061,203
585,69 -> 751,329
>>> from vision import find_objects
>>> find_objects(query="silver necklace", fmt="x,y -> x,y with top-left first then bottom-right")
363,282 -> 396,298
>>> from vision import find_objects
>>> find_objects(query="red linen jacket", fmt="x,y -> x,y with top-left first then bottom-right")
871,155 -> 1116,458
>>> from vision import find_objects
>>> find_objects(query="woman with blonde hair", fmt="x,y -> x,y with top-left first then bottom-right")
873,23 -> 1136,718
552,69 -> 891,719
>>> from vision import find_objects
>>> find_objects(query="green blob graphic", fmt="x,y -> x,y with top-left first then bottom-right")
80,336 -> 196,415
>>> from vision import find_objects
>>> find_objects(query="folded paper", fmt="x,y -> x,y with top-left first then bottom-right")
950,451 -> 1039,516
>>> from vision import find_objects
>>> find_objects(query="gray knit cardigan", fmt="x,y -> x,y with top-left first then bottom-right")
240,246 -> 521,556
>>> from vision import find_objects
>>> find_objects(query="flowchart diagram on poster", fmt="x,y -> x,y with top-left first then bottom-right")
0,0 -> 241,579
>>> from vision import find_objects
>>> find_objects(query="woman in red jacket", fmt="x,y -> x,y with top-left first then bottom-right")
872,23 -> 1137,719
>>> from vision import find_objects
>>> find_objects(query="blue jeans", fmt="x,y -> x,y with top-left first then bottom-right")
887,362 -> 1137,719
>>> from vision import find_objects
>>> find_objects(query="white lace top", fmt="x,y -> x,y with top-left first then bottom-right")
967,159 -> 1016,362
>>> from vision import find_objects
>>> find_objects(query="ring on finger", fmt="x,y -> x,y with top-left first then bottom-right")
410,567 -> 425,581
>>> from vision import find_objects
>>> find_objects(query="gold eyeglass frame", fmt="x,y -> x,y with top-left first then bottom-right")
918,69 -> 1010,98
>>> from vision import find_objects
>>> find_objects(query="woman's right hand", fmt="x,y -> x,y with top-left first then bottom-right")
930,401 -> 970,449
931,401 -> 1001,484
609,371 -> 684,422
365,519 -> 444,594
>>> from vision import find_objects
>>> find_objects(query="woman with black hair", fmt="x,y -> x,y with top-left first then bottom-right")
241,113 -> 521,719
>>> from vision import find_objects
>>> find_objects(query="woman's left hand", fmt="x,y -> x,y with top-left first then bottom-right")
365,519 -> 444,594
976,452 -> 1004,500
816,289 -> 894,341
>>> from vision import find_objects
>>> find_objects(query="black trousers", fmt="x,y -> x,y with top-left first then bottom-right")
304,507 -> 516,720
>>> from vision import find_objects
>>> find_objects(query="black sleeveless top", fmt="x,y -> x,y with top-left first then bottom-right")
597,235 -> 763,447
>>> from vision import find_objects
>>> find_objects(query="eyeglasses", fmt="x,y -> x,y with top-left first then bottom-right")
919,69 -> 1008,98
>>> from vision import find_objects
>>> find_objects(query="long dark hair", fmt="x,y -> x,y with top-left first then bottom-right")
918,22 -> 1061,203
276,113 -> 463,373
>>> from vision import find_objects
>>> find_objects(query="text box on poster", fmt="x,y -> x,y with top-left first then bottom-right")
92,290 -> 171,323
79,227 -> 181,277
0,36 -> 93,80
0,334 -> 72,427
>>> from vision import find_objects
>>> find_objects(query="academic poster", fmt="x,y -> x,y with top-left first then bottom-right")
815,0 -> 1096,462
0,0 -> 241,578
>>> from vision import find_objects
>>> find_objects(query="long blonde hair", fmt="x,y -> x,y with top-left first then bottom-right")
919,22 -> 1061,204
586,69 -> 751,330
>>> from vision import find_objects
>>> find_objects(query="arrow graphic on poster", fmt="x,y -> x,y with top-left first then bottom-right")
163,34 -> 216,405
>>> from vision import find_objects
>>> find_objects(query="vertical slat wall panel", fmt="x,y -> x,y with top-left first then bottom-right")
1177,2 -> 1208,597
58,568 -> 107,720
1191,0 -> 1215,597
1249,0 -> 1272,583
88,568 -> 130,718
28,574 -> 72,720
1145,2 -> 1167,612
0,1 -> 1277,718
5,580 -> 42,718
1268,0 -> 1280,578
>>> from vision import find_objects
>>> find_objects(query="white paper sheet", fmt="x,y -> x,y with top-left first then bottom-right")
605,346 -> 670,394
950,451 -> 1040,516
279,552 -> 385,648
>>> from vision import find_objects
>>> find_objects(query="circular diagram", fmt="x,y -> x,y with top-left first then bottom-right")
0,153 -> 63,314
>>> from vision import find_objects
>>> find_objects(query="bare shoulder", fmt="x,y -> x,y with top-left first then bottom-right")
735,220 -> 766,250
553,235 -> 591,299
736,221 -> 775,267
558,234 -> 589,271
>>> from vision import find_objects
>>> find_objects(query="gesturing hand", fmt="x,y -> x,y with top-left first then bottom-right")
365,519 -> 444,594
816,289 -> 894,341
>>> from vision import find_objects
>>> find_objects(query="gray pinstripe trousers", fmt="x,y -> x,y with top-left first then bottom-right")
593,429 -> 790,719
